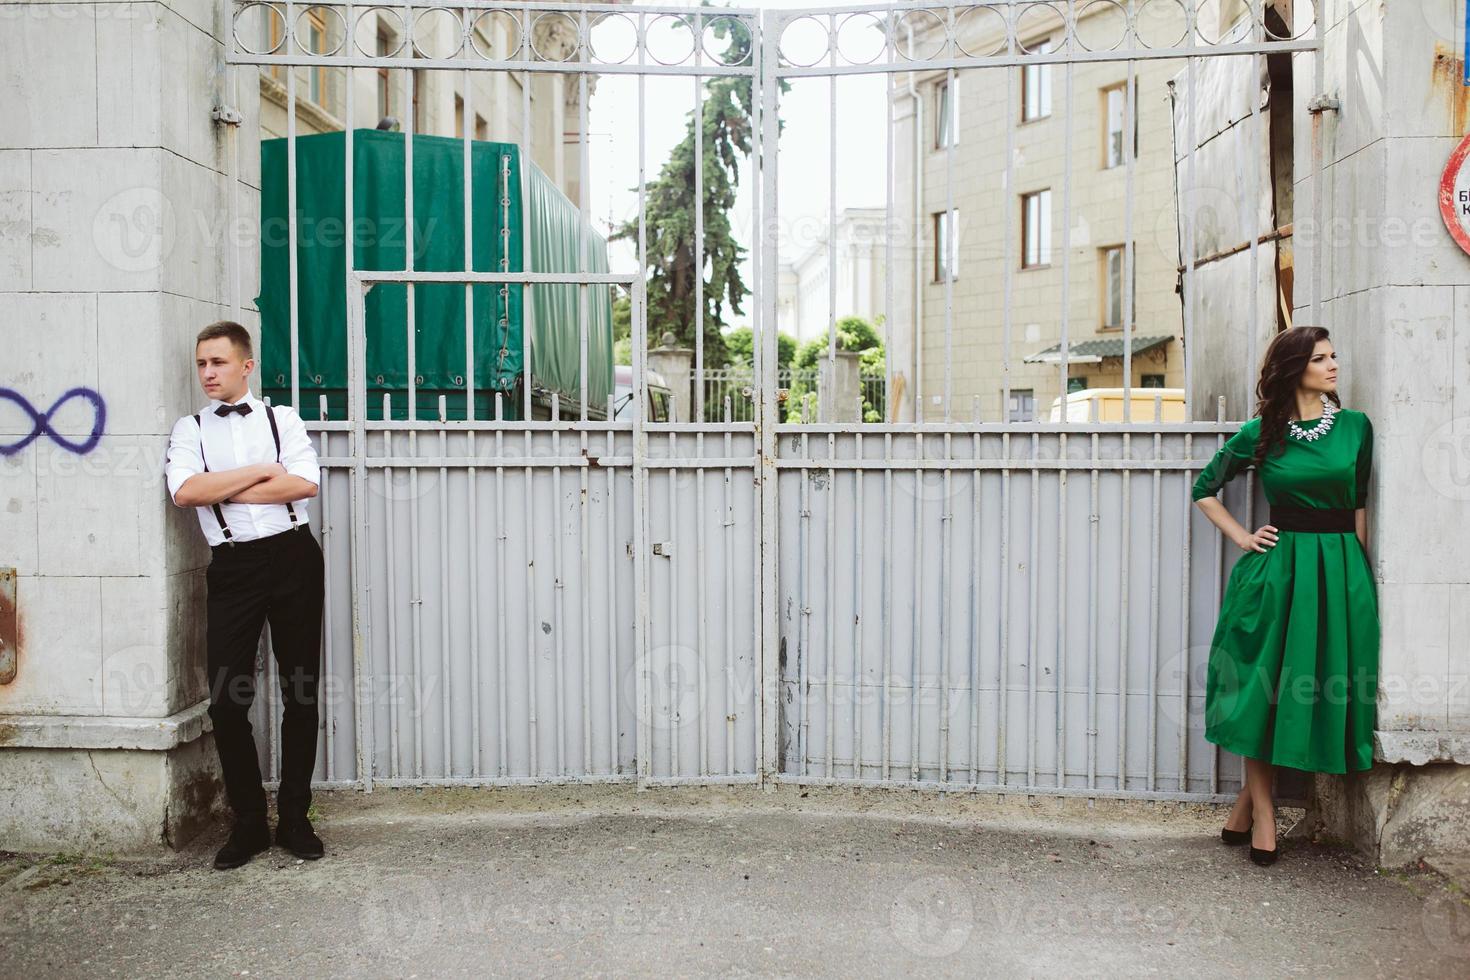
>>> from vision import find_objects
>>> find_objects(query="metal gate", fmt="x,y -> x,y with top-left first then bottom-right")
224,1 -> 1323,803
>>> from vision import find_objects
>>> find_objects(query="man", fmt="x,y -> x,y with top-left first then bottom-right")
165,320 -> 326,869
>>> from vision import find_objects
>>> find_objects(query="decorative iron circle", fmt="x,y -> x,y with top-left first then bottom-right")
234,2 -> 285,56
645,13 -> 696,67
295,5 -> 348,57
1016,2 -> 1068,54
589,11 -> 638,65
777,14 -> 829,68
701,14 -> 754,68
1074,0 -> 1128,52
835,12 -> 885,66
355,7 -> 406,58
1263,0 -> 1315,40
954,4 -> 1008,59
470,10 -> 522,61
530,11 -> 580,64
1135,0 -> 1189,49
892,8 -> 945,62
412,7 -> 465,60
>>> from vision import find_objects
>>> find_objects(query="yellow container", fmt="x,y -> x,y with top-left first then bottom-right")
1047,387 -> 1186,422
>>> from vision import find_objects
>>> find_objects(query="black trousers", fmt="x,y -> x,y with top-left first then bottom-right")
206,526 -> 324,824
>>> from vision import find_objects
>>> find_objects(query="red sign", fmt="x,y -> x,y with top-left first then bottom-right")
1439,132 -> 1470,255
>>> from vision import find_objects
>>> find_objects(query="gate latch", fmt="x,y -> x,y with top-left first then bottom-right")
652,541 -> 673,557
0,567 -> 16,685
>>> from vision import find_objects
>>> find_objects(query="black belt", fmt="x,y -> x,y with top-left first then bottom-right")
1269,504 -> 1356,533
211,526 -> 304,557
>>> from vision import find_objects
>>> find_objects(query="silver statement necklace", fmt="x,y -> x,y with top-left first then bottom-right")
1287,393 -> 1338,442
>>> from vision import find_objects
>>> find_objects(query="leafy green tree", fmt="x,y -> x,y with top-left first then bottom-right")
722,325 -> 798,372
788,316 -> 886,422
611,3 -> 787,371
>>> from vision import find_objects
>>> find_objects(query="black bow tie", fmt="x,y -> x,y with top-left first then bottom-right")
215,402 -> 253,418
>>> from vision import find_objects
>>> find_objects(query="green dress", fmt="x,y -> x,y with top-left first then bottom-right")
1190,408 -> 1378,773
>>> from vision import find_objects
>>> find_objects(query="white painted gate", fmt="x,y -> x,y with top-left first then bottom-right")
224,1 -> 1324,803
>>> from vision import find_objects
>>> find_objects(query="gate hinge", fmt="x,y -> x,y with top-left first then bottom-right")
212,104 -> 243,127
1306,94 -> 1340,114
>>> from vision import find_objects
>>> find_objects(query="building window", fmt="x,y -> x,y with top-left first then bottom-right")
1067,376 -> 1089,394
1102,83 -> 1139,169
304,10 -> 332,109
935,76 -> 959,148
934,209 -> 959,282
1007,388 -> 1035,422
1021,190 -> 1051,268
1100,245 -> 1135,327
1021,39 -> 1052,121
1141,374 -> 1166,388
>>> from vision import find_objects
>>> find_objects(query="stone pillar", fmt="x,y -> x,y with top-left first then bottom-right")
1303,0 -> 1470,867
647,331 -> 694,422
0,0 -> 249,850
819,350 -> 863,422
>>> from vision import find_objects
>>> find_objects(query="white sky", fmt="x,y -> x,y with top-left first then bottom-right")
585,1 -> 888,329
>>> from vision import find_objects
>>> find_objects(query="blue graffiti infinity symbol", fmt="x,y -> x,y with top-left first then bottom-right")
0,387 -> 107,456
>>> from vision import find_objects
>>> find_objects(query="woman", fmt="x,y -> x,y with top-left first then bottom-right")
1190,326 -> 1378,867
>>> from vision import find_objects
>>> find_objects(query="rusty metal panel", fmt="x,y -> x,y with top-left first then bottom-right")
0,568 -> 15,685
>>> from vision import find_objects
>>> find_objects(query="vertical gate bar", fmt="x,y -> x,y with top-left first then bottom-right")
460,42 -> 480,779
605,419 -> 619,774
1027,433 -> 1038,788
524,427 -> 538,776
1211,395 -> 1225,794
882,433 -> 893,779
939,434 -> 951,782
908,20 -> 922,424
884,64 -> 894,418
1088,400 -> 1100,789
404,0 -> 416,426
1121,56 -> 1135,420
286,0 -> 299,410
696,432 -> 709,777
1056,39 -> 1073,410
635,38 -> 651,786
496,413 -> 509,777
552,398 -> 565,777
348,281 -> 373,790
321,419 -> 334,782
1057,438 -> 1067,788
520,3 -> 533,419
1310,3 -> 1325,328
228,26 -> 241,328
1001,49 -> 1017,430
1118,427 -> 1132,790
943,61 -> 954,421
1147,412 -> 1162,792
853,430 -> 864,778
383,398 -> 399,779
909,432 -> 922,781
580,13 -> 590,422
799,429 -> 811,776
581,426 -> 592,775
825,433 -> 836,775
438,395 -> 451,777
998,431 -> 1010,785
757,12 -> 780,786
1246,5 -> 1262,411
668,434 -> 679,778
694,66 -> 704,421
826,36 -> 837,423
969,411 -> 981,783
1180,429 -> 1193,792
723,411 -> 736,776
409,452 -> 423,779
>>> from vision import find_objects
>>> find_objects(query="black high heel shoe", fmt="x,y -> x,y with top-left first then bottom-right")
1249,844 -> 1279,866
1221,823 -> 1252,846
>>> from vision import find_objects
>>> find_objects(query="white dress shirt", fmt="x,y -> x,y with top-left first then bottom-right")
165,389 -> 321,545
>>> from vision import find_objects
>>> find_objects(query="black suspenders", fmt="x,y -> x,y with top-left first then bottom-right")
193,403 -> 300,545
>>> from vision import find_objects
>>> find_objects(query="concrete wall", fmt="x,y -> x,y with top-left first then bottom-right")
0,0 -> 236,849
1303,0 -> 1470,866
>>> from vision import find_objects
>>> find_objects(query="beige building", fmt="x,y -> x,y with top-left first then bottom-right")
253,7 -> 603,201
890,4 -> 1194,422
778,206 -> 888,343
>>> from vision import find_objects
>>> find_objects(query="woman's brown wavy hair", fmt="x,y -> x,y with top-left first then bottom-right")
1247,325 -> 1340,471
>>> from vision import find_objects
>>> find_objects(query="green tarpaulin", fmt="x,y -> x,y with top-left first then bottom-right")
258,129 -> 613,420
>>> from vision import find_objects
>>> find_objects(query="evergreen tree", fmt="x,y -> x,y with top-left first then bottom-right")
611,4 -> 786,370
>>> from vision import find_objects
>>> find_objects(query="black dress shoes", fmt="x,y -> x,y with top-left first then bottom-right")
276,815 -> 325,860
1220,823 -> 1252,846
1249,845 -> 1279,866
214,819 -> 271,870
